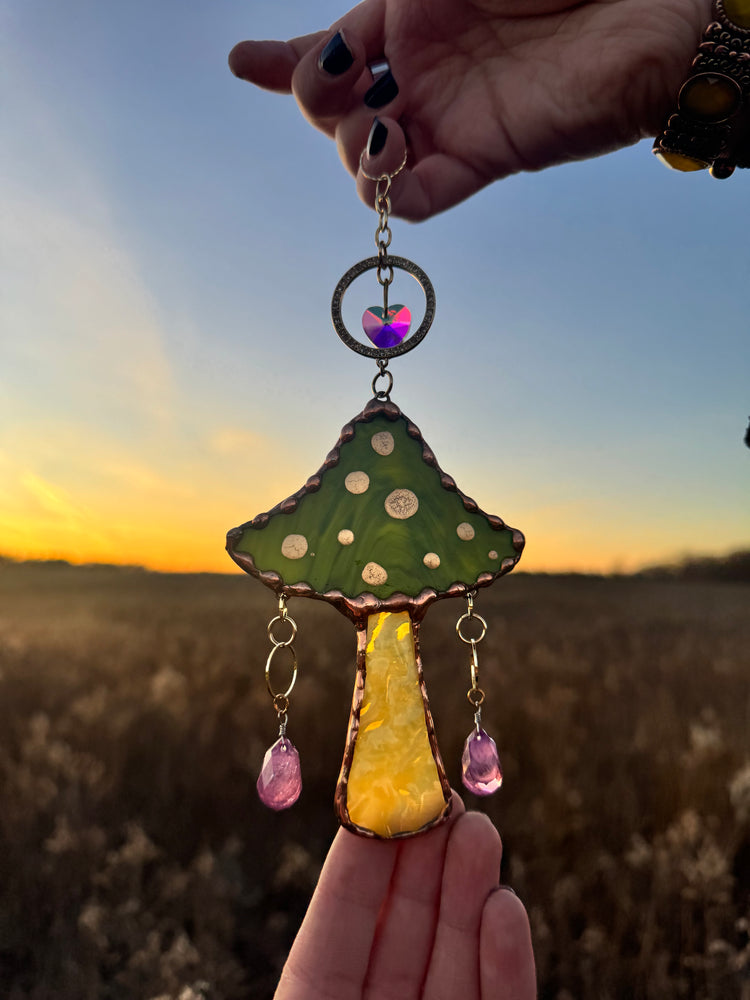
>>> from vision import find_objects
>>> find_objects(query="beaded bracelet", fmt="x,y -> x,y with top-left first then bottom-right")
654,0 -> 750,177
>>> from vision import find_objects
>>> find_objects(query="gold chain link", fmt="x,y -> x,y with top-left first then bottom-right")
264,596 -> 299,733
456,591 -> 487,719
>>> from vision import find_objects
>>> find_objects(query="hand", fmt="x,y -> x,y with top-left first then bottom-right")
229,0 -> 710,220
273,792 -> 536,1000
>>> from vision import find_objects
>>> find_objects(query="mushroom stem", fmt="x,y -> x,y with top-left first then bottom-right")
335,611 -> 451,838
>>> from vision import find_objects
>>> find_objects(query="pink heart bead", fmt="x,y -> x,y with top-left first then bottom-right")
362,304 -> 411,349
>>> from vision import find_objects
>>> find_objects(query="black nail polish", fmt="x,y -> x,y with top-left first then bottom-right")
318,31 -> 354,75
367,118 -> 388,157
364,70 -> 399,109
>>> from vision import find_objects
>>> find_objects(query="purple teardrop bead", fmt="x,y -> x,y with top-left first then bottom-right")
257,736 -> 302,810
461,728 -> 503,796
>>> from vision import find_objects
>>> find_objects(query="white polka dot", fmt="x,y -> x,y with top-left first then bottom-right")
338,529 -> 354,545
371,431 -> 394,456
423,552 -> 440,569
488,550 -> 499,561
362,561 -> 388,586
345,471 -> 370,494
384,488 -> 419,520
457,522 -> 475,541
281,534 -> 308,559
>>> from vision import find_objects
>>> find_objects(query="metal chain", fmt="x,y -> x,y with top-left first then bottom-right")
456,590 -> 488,731
357,145 -> 408,393
371,358 -> 393,400
374,176 -> 395,325
265,595 -> 299,735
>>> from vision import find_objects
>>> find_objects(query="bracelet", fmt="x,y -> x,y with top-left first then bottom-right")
653,0 -> 750,178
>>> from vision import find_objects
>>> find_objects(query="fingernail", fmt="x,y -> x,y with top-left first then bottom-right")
364,69 -> 399,109
367,118 -> 388,157
499,884 -> 518,897
319,31 -> 354,75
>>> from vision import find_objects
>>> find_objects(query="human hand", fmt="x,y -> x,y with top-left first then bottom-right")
229,0 -> 711,220
273,792 -> 535,1000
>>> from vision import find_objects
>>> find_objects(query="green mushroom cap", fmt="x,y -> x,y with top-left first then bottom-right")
227,399 -> 523,619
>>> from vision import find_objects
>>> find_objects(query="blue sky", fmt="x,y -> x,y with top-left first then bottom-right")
2,0 -> 748,572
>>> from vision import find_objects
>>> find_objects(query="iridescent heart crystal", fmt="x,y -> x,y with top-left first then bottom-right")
256,736 -> 302,810
461,728 -> 502,796
362,305 -> 411,349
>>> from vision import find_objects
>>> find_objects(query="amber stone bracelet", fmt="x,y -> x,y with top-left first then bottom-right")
654,0 -> 750,177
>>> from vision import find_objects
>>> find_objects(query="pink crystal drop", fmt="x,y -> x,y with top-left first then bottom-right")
256,736 -> 302,810
461,728 -> 503,796
362,304 -> 411,348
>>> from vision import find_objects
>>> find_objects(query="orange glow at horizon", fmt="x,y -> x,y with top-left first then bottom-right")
1,507 -> 733,577
2,432 -> 746,578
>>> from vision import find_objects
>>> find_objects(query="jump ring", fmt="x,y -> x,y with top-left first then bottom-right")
372,368 -> 394,399
273,696 -> 289,716
456,611 -> 487,645
359,147 -> 408,184
267,614 -> 298,647
376,263 -> 394,286
467,688 -> 485,707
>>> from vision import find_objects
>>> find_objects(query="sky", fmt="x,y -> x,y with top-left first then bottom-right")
2,0 -> 748,575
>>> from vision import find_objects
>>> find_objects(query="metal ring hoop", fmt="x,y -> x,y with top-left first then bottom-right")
359,147 -> 408,183
265,643 -> 298,700
331,256 -> 436,360
456,611 -> 487,645
467,687 -> 485,707
372,368 -> 394,399
267,614 -> 297,647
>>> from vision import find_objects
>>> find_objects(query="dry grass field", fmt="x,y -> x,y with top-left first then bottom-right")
0,561 -> 748,999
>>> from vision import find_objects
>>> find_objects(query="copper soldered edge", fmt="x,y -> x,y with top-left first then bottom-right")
414,617 -> 453,813
334,624 -> 367,832
334,620 -> 452,839
226,396 -> 525,622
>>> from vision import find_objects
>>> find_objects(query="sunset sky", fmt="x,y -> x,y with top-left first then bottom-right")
3,0 -> 748,574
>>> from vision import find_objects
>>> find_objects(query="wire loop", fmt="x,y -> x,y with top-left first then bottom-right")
265,643 -> 298,701
358,147 -> 408,184
267,615 -> 297,647
371,365 -> 394,400
456,611 -> 487,645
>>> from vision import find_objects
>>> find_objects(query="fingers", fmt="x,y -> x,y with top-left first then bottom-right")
422,811 -> 504,1000
349,116 -> 435,221
228,37 -> 321,95
275,827 -> 399,1000
363,792 -> 466,1000
290,29 -> 373,127
351,115 -> 486,221
481,889 -> 537,1000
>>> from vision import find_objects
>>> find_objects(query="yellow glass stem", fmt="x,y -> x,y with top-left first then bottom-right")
345,611 -> 448,837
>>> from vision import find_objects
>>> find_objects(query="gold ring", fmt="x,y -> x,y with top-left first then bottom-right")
359,146 -> 408,183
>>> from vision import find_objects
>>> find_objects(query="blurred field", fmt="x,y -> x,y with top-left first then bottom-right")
0,561 -> 748,1000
